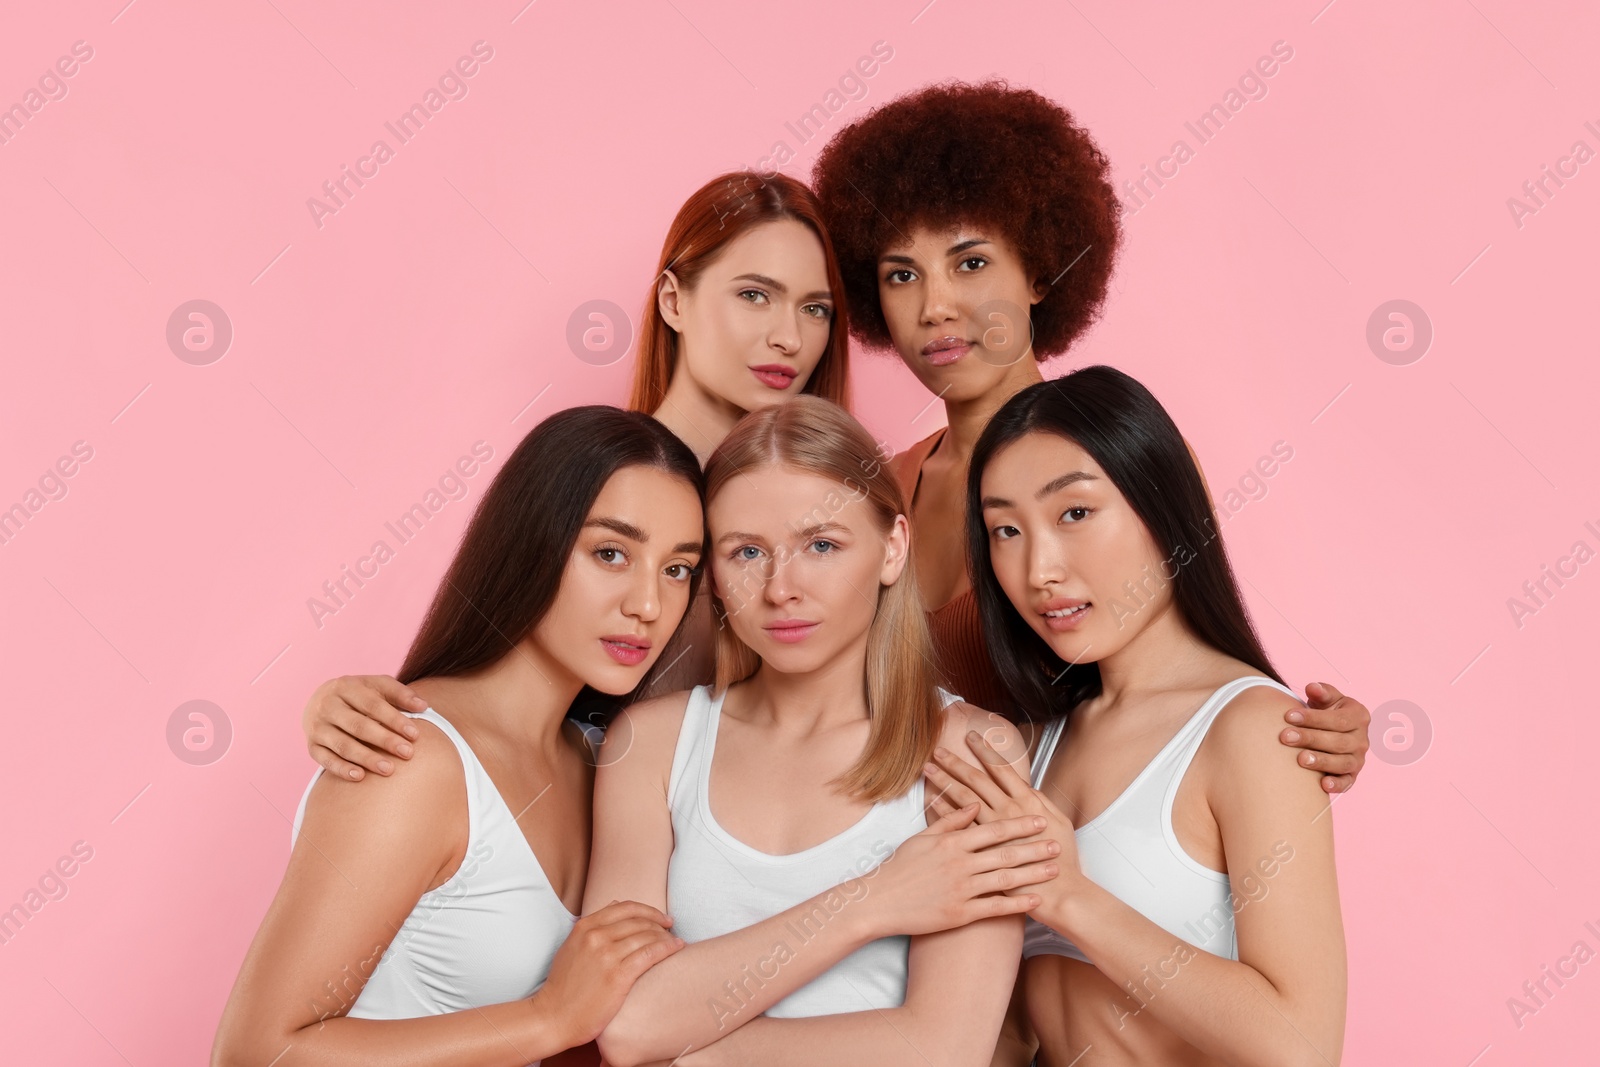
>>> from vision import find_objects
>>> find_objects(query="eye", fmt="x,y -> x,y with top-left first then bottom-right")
809,539 -> 838,554
595,543 -> 627,566
803,302 -> 833,319
956,255 -> 988,272
883,268 -> 915,285
731,544 -> 763,562
664,562 -> 697,581
1060,507 -> 1091,524
738,289 -> 770,304
990,524 -> 1020,541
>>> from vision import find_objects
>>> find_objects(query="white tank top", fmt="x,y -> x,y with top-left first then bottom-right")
665,684 -> 958,1018
291,707 -> 586,1040
1021,676 -> 1297,963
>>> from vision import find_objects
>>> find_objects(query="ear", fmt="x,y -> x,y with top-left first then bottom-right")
657,269 -> 686,331
1029,274 -> 1049,305
878,513 -> 912,587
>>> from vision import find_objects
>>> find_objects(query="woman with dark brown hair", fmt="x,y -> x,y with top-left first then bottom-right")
213,406 -> 707,1064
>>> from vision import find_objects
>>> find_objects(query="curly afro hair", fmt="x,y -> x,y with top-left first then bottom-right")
811,79 -> 1122,359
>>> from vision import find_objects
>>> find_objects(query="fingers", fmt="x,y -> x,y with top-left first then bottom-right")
921,803 -> 980,835
963,814 -> 1048,848
369,675 -> 429,727
1293,688 -> 1370,734
1279,723 -> 1362,756
962,731 -> 1035,799
971,860 -> 1061,896
585,900 -> 674,928
923,761 -> 985,814
312,744 -> 370,782
1302,681 -> 1344,708
619,930 -> 686,974
969,837 -> 1061,873
965,892 -> 1042,920
347,688 -> 422,757
931,747 -> 1012,811
310,716 -> 396,777
332,704 -> 415,764
1322,773 -> 1356,794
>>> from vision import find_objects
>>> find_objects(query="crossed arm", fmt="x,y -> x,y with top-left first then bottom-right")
587,696 -> 1045,1067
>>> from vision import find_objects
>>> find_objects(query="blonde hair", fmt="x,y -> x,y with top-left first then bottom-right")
703,396 -> 942,802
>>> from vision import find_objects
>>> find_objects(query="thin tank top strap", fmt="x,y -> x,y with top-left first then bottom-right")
1029,716 -> 1068,789
1164,675 -> 1300,781
666,686 -> 717,806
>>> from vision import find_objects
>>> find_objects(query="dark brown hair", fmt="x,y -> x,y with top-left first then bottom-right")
398,406 -> 705,718
812,79 -> 1122,358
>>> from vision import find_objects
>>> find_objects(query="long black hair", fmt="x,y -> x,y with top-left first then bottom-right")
966,365 -> 1281,724
398,405 -> 705,722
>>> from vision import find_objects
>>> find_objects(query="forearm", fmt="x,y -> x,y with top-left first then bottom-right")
598,887 -> 881,1065
683,1006 -> 982,1067
1042,885 -> 1345,1067
214,995 -> 569,1067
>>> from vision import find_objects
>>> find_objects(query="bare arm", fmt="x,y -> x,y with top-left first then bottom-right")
933,690 -> 1347,1067
213,722 -> 679,1066
589,696 -> 1056,1067
660,708 -> 1046,1067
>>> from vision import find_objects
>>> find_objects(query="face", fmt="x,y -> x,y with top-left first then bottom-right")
707,464 -> 909,678
877,224 -> 1047,404
659,218 -> 835,414
980,432 -> 1176,666
531,464 -> 705,695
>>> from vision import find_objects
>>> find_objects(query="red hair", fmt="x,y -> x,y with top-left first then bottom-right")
627,172 -> 852,414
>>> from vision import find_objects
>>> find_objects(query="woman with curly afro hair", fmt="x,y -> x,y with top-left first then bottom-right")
814,79 -> 1369,1065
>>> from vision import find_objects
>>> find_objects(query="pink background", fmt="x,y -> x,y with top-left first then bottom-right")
2,1 -> 1595,1063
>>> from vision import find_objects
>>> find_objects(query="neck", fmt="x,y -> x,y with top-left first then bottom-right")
654,369 -> 746,465
1091,599 -> 1214,706
938,358 -> 1045,460
737,638 -> 872,734
414,639 -> 581,760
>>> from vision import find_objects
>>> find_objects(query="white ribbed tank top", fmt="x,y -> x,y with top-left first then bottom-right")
665,684 -> 959,1018
1021,676 -> 1298,963
290,707 -> 586,1042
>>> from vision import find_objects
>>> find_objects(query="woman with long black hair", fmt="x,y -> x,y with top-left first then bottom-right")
926,366 -> 1346,1066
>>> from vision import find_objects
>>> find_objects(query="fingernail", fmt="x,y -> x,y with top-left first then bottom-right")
934,747 -> 951,760
398,743 -> 414,757
1047,841 -> 1060,855
1286,711 -> 1304,724
1305,753 -> 1317,766
1033,816 -> 1046,829
378,760 -> 394,774
967,730 -> 982,742
404,723 -> 421,737
348,768 -> 361,779
1283,729 -> 1300,743
1045,864 -> 1059,876
923,762 -> 938,776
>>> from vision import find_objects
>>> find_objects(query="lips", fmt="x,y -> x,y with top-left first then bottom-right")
750,364 -> 799,390
599,634 -> 652,666
1039,599 -> 1091,633
920,336 -> 972,367
763,619 -> 819,644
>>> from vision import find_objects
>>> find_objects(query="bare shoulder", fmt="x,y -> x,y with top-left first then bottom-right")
938,699 -> 1030,771
298,717 -> 464,864
1207,680 -> 1306,758
595,687 -> 696,783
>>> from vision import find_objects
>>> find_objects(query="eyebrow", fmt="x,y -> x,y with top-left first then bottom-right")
879,237 -> 993,265
732,273 -> 832,303
980,470 -> 1099,509
585,517 -> 703,556
715,521 -> 846,547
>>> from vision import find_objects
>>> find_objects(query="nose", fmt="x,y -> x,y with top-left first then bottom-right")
919,268 -> 958,327
762,545 -> 801,606
768,304 -> 802,356
1027,534 -> 1068,591
621,565 -> 663,625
